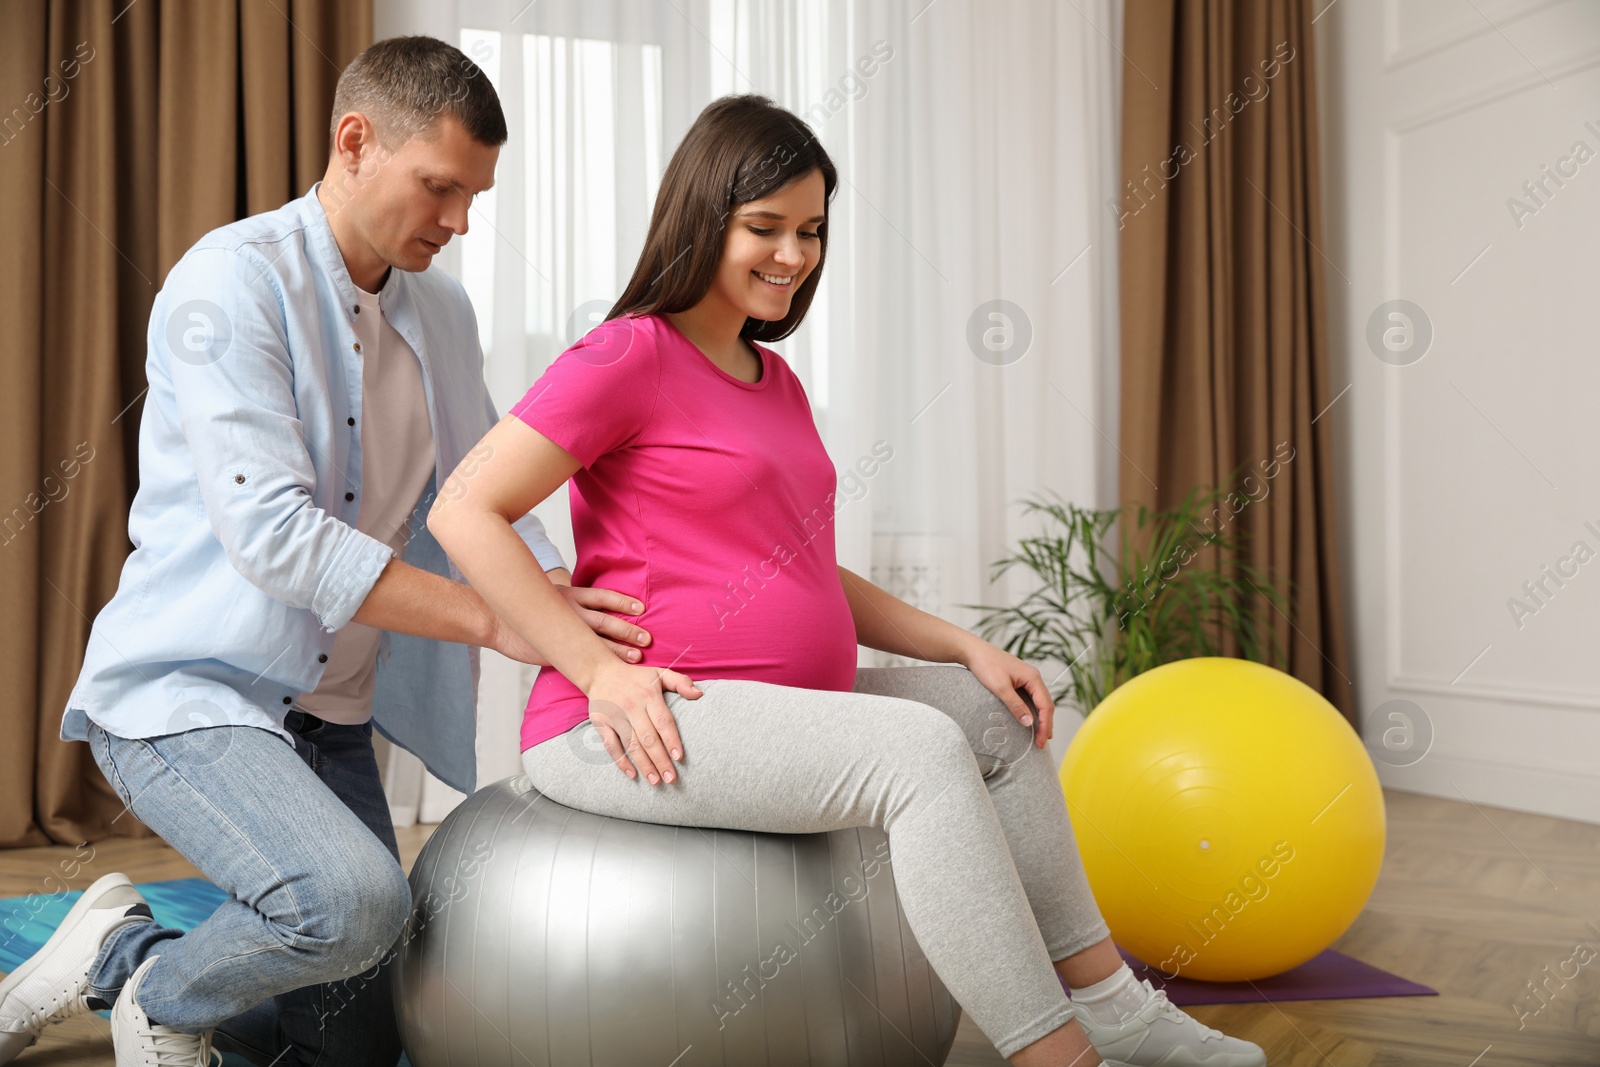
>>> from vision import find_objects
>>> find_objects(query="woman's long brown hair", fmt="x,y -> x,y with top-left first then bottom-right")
607,95 -> 838,343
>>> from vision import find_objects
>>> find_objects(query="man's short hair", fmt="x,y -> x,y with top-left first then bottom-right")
330,36 -> 507,149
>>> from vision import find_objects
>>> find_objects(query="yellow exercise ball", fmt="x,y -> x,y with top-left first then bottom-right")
1058,658 -> 1385,982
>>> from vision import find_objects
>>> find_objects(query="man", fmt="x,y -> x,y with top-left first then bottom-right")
0,36 -> 650,1067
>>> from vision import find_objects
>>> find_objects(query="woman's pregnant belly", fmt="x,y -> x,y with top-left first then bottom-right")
521,562 -> 859,749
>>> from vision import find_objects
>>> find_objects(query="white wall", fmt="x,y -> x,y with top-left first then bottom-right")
1317,0 -> 1600,823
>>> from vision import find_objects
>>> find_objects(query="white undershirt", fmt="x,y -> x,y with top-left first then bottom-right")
297,281 -> 436,723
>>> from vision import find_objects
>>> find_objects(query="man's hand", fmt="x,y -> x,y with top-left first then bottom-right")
486,577 -> 652,666
557,585 -> 652,662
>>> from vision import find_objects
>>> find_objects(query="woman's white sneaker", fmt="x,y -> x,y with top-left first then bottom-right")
111,957 -> 218,1067
0,872 -> 153,1064
1071,976 -> 1267,1067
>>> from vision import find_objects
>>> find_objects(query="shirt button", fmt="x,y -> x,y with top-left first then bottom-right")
234,474 -> 245,484
353,342 -> 362,352
345,491 -> 355,501
353,305 -> 361,315
318,653 -> 328,663
347,416 -> 356,426
282,696 -> 292,705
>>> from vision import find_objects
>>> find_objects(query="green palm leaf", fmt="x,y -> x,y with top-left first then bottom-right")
967,485 -> 1291,715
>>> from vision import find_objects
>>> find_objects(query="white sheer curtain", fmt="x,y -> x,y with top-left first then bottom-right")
374,0 -> 1124,819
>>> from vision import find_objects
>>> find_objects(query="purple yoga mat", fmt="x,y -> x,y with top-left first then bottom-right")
1062,948 -> 1438,1006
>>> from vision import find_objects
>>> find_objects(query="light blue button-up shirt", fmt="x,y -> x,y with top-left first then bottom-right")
64,183 -> 565,794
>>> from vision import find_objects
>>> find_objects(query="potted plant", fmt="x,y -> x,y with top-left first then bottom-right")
969,487 -> 1289,716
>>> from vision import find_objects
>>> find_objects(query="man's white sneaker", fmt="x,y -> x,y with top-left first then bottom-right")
111,957 -> 218,1067
0,872 -> 153,1064
1072,978 -> 1267,1067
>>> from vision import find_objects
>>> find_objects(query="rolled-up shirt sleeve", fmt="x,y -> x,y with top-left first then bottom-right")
512,509 -> 568,573
161,247 -> 394,632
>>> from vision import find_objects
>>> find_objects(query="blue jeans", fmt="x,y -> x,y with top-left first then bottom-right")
84,710 -> 411,1067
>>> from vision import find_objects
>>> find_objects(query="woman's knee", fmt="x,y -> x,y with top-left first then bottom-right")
877,667 -> 1019,750
942,666 -> 1024,730
935,670 -> 1039,771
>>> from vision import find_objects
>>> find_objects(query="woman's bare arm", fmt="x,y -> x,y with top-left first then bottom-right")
427,417 -> 698,781
429,417 -> 628,690
838,565 -> 980,663
838,565 -> 1057,747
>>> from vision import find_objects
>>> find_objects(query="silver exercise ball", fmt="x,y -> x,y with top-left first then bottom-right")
394,775 -> 961,1067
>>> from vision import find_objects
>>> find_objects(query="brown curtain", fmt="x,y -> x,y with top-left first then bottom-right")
0,0 -> 372,848
1117,0 -> 1354,720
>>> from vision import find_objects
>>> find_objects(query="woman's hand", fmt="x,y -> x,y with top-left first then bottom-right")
585,661 -> 702,785
958,640 -> 1056,748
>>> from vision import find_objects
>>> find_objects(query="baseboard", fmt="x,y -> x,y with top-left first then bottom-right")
1376,750 -> 1600,826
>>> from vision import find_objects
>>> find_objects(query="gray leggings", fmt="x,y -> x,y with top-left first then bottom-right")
522,665 -> 1111,1059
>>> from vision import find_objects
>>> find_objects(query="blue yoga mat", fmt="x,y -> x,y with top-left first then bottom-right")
0,879 -> 229,974
0,878 -> 412,1066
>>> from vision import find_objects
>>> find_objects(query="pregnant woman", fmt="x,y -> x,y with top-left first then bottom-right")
428,95 -> 1264,1067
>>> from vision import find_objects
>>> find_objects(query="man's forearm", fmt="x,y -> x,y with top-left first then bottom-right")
838,566 -> 980,663
350,557 -> 501,645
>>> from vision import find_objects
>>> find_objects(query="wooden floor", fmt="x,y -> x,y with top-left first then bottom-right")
2,790 -> 1595,1066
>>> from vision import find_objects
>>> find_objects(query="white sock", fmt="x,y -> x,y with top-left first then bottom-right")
1068,963 -> 1147,1025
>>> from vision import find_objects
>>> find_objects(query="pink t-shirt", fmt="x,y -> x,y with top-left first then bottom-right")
510,313 -> 859,750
